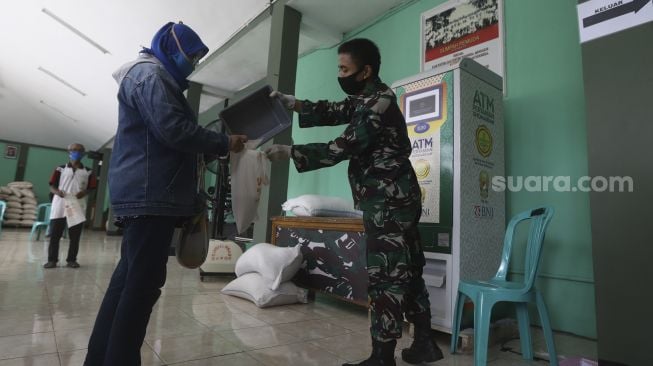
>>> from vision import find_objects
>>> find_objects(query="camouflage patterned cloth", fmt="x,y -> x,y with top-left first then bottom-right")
291,78 -> 432,342
365,203 -> 431,341
275,226 -> 368,302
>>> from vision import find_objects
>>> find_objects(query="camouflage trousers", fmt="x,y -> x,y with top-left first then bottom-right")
364,205 -> 432,342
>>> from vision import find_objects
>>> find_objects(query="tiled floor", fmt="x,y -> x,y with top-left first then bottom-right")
0,229 -> 597,365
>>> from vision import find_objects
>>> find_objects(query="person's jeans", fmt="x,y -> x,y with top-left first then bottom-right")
84,216 -> 177,366
47,218 -> 82,263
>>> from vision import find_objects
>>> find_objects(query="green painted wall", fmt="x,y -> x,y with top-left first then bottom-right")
23,147 -> 69,204
0,142 -> 19,186
289,0 -> 595,338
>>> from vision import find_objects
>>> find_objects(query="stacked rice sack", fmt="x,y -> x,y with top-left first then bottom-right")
0,182 -> 38,227
221,243 -> 308,308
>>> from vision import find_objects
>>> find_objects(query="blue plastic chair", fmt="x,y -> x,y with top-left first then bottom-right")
0,200 -> 6,237
29,203 -> 52,241
450,206 -> 557,366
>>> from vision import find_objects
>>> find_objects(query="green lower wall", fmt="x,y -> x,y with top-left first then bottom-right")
289,0 -> 596,338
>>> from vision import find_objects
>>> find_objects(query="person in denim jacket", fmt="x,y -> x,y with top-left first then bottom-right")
85,22 -> 247,366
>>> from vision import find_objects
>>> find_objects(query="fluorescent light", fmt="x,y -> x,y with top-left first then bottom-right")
39,100 -> 79,123
42,8 -> 111,55
37,66 -> 86,96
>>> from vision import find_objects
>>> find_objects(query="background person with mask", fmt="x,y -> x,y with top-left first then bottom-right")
44,143 -> 96,269
84,22 -> 247,366
267,38 -> 443,366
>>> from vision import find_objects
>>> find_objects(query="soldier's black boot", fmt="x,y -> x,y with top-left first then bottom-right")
342,339 -> 396,366
401,326 -> 444,364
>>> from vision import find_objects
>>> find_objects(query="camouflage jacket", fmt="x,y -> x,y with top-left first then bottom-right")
291,78 -> 421,212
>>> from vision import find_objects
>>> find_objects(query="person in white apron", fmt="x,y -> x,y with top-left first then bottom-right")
44,143 -> 97,269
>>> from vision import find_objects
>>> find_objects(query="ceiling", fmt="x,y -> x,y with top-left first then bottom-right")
0,0 -> 410,151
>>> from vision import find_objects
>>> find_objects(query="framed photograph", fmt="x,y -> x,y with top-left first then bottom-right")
4,144 -> 18,159
421,0 -> 504,79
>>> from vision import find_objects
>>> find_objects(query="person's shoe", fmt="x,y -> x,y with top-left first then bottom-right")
43,262 -> 57,269
401,326 -> 444,364
343,339 -> 396,366
66,261 -> 80,268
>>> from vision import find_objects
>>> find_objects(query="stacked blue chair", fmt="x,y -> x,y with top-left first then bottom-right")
0,200 -> 6,237
29,203 -> 52,241
451,206 -> 558,365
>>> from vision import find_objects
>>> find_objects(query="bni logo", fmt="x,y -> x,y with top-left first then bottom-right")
414,122 -> 430,134
473,205 -> 494,218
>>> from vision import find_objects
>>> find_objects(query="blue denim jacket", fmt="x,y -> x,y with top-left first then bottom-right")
109,54 -> 228,217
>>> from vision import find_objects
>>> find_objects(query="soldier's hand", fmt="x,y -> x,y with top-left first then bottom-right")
265,145 -> 291,161
56,190 -> 65,198
270,91 -> 296,110
229,135 -> 248,153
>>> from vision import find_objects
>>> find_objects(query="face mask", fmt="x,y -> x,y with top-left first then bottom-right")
170,24 -> 197,79
69,151 -> 83,161
338,69 -> 366,95
172,52 -> 195,78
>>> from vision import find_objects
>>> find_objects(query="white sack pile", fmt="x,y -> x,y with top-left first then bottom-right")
222,243 -> 308,308
0,182 -> 38,227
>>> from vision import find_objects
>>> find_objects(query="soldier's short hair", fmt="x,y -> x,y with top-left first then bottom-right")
338,38 -> 381,77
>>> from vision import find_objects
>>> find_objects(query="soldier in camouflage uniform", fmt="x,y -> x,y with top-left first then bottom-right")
266,38 -> 443,366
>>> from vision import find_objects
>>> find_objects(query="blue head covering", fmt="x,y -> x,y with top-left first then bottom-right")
142,22 -> 209,90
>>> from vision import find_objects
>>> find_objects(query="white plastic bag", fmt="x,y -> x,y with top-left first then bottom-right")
64,195 -> 86,227
221,273 -> 308,308
230,149 -> 270,234
282,194 -> 363,218
235,243 -> 303,290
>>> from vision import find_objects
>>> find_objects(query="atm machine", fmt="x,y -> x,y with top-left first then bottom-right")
392,58 -> 506,332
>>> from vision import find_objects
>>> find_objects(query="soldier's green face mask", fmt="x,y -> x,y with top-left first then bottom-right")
338,69 -> 366,95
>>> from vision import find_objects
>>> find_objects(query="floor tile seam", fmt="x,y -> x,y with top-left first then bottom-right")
307,338 -> 363,362
246,341 -> 350,364
0,352 -> 59,363
162,349 -> 246,366
269,322 -> 355,340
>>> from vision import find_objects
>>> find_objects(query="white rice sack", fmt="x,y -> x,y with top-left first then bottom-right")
3,219 -> 21,226
20,189 -> 35,198
7,201 -> 21,209
221,273 -> 308,308
0,186 -> 12,195
282,194 -> 363,218
235,243 -> 303,290
6,195 -> 21,203
22,214 -> 37,220
22,204 -> 37,211
4,212 -> 21,220
9,188 -> 23,198
19,220 -> 35,227
6,208 -> 22,215
8,181 -> 33,189
21,197 -> 37,205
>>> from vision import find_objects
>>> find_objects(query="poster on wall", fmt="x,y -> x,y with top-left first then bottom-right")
4,145 -> 18,159
421,0 -> 504,78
